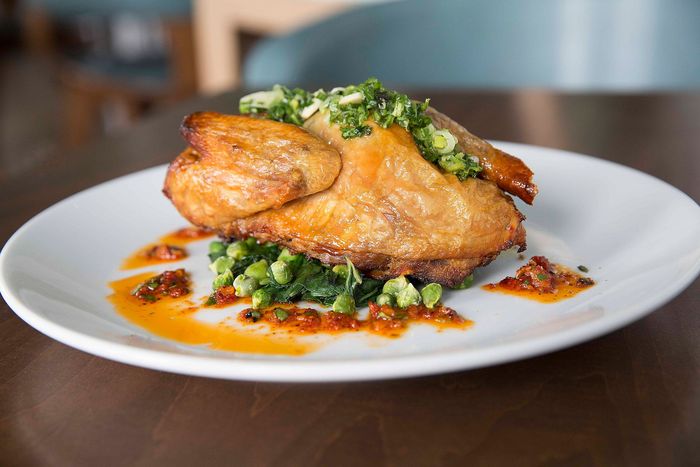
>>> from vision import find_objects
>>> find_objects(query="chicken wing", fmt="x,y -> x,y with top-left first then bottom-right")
163,113 -> 341,226
426,107 -> 538,204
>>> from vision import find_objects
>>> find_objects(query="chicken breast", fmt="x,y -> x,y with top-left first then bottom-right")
163,113 -> 341,226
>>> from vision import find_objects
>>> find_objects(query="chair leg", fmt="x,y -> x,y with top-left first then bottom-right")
122,97 -> 145,122
62,86 -> 100,149
22,7 -> 54,57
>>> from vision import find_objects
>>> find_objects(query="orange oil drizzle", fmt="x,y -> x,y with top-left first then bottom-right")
121,226 -> 214,270
107,272 -> 318,355
482,282 -> 591,303
120,244 -> 186,270
159,226 -> 214,246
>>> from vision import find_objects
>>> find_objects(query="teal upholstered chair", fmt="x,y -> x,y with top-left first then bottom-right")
25,0 -> 190,16
244,0 -> 700,90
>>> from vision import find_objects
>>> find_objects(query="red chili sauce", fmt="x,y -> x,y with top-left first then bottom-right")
367,302 -> 467,337
238,301 -> 471,338
147,244 -> 186,260
207,285 -> 252,307
131,268 -> 191,302
239,306 -> 361,333
121,226 -> 213,270
483,256 -> 595,303
121,243 -> 188,270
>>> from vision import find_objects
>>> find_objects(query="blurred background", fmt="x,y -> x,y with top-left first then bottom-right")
1,0 -> 698,179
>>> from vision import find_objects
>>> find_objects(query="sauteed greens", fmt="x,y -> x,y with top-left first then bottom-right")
239,78 -> 482,181
206,238 -> 461,313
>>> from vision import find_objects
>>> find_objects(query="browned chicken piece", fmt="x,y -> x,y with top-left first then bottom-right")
165,112 -> 527,286
163,113 -> 341,226
426,107 -> 538,204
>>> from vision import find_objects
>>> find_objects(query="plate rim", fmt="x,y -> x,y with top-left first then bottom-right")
2,141 -> 699,382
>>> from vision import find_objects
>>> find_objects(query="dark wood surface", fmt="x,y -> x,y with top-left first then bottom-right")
1,91 -> 698,467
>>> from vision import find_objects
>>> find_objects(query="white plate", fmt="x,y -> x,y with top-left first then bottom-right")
1,142 -> 699,382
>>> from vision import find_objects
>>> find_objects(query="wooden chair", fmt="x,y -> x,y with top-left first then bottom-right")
192,0 -> 390,94
23,1 -> 195,148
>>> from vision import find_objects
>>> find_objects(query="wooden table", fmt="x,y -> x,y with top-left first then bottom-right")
1,91 -> 699,466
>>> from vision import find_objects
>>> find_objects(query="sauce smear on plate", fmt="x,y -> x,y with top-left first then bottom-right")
236,302 -> 472,338
121,244 -> 188,270
107,271 -> 317,355
160,226 -> 214,245
121,226 -> 212,270
483,256 -> 595,303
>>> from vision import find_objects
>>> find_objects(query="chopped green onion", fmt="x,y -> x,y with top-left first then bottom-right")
432,130 -> 457,155
432,133 -> 447,150
420,283 -> 442,308
209,241 -> 226,255
396,283 -> 421,308
213,269 -> 234,290
270,260 -> 292,285
382,276 -> 409,296
338,91 -> 364,105
239,86 -> 284,113
332,292 -> 356,314
252,288 -> 272,309
226,241 -> 248,260
233,274 -> 258,296
273,308 -> 289,321
208,241 -> 227,261
277,248 -> 302,269
209,256 -> 235,274
438,154 -> 467,173
238,78 -> 482,180
300,98 -> 322,120
245,259 -> 269,282
375,293 -> 395,307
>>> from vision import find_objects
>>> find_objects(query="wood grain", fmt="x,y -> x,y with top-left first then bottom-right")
1,91 -> 698,467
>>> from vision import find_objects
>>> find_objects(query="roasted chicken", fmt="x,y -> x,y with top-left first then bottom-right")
164,111 -> 535,287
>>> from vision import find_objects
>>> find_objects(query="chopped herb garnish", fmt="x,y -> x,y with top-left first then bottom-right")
273,308 -> 289,321
239,78 -> 482,180
536,273 -> 548,281
577,265 -> 589,273
244,310 -> 262,322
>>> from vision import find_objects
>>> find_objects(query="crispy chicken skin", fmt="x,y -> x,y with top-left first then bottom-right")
163,113 -> 341,225
164,112 -> 528,287
426,107 -> 538,204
